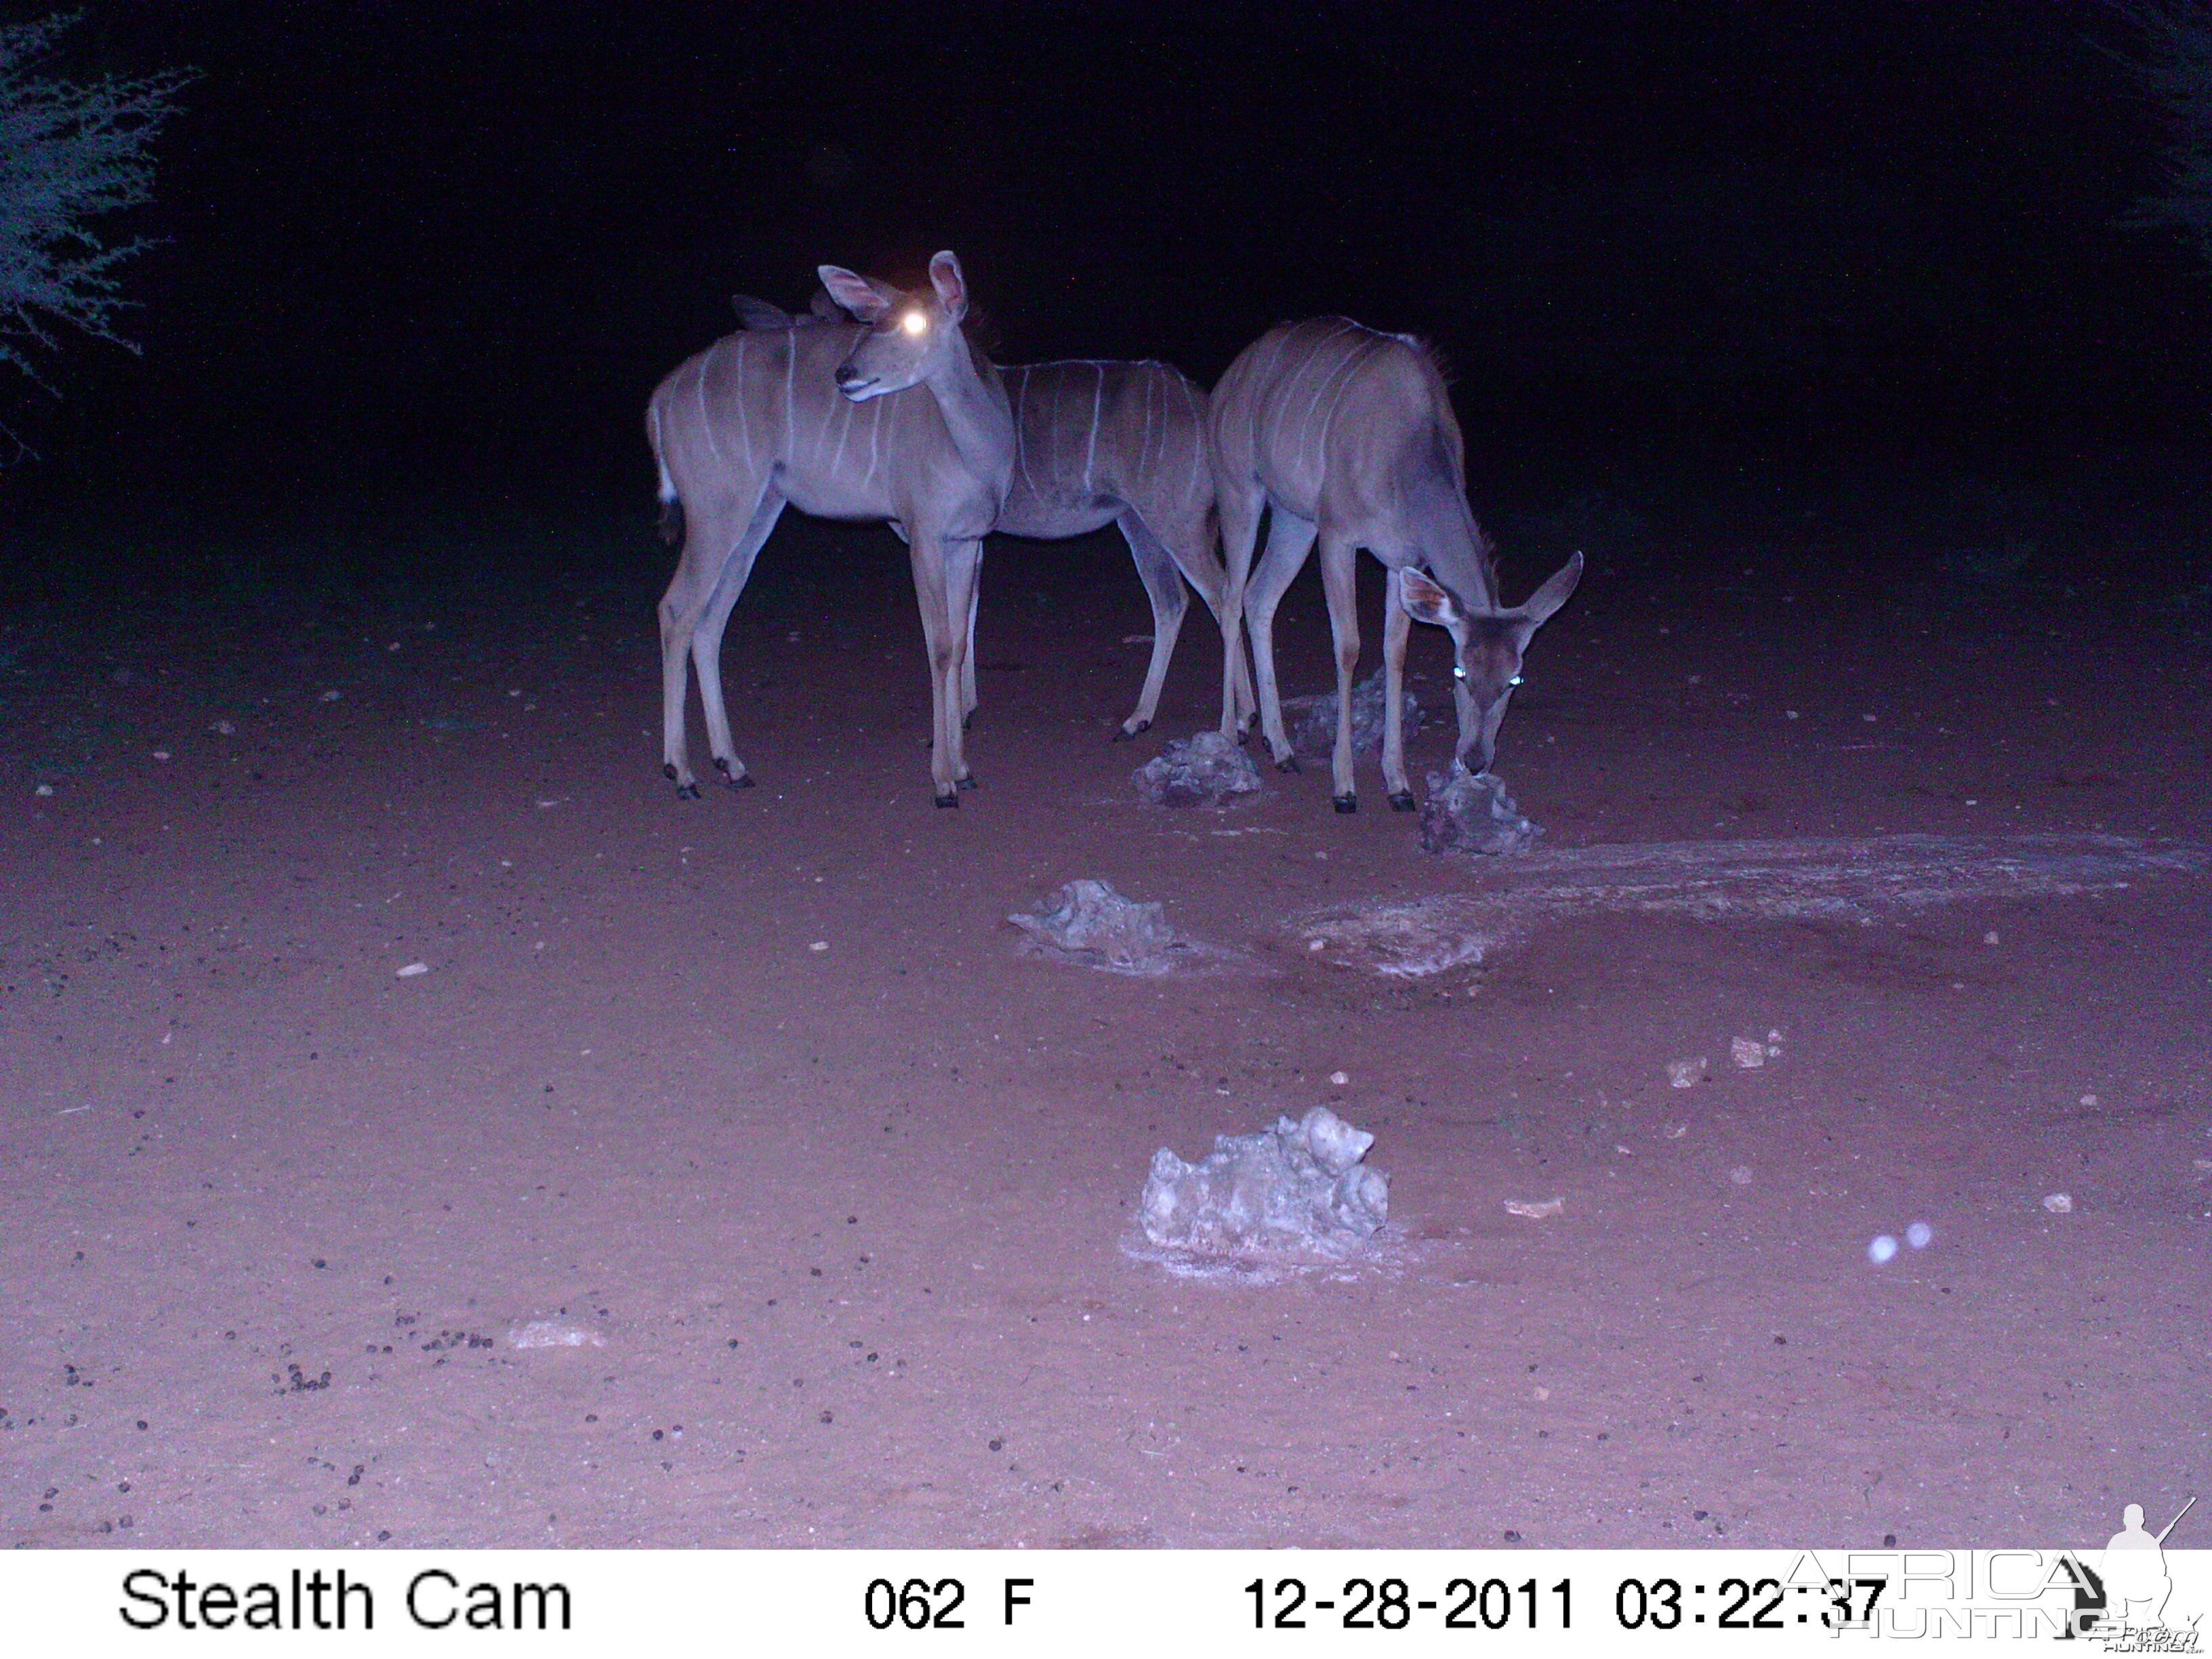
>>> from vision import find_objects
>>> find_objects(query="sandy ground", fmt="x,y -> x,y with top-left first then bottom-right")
2,511 -> 2207,1550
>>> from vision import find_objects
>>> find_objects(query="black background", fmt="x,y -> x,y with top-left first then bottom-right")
7,1 -> 2207,553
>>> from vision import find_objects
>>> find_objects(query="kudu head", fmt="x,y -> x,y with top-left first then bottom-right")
818,251 -> 972,403
1398,551 -> 1582,776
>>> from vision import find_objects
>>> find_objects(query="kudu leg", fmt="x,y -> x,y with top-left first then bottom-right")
1214,481 -> 1267,747
1243,506 -> 1318,772
960,577 -> 980,728
943,536 -> 985,792
658,576 -> 706,798
906,532 -> 961,807
1379,576 -> 1416,810
1113,511 -> 1192,739
1315,531 -> 1363,811
690,493 -> 786,789
1136,508 -> 1257,737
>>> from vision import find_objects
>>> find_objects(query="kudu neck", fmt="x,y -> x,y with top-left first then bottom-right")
1406,473 -> 1498,609
922,327 -> 1015,503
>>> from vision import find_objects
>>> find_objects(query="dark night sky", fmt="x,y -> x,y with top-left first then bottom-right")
12,1 -> 2209,520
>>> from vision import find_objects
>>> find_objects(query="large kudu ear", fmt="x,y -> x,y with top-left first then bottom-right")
1399,567 -> 1464,627
819,264 -> 899,323
1517,550 -> 1584,627
927,250 -> 970,323
731,294 -> 796,330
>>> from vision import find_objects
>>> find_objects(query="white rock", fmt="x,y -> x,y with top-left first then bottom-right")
1329,1071 -> 1349,1086
509,1321 -> 604,1349
1504,1197 -> 1564,1220
1728,1165 -> 1754,1186
1730,1037 -> 1767,1069
1140,1105 -> 1389,1256
2041,1192 -> 2073,1214
395,962 -> 430,979
1868,1234 -> 1899,1265
1666,1058 -> 1706,1089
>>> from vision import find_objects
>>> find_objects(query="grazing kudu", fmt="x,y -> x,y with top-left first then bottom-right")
1208,317 -> 1582,812
647,251 -> 1013,807
732,292 -> 1252,737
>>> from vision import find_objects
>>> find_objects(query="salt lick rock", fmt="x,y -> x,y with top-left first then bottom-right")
1141,1105 -> 1389,1256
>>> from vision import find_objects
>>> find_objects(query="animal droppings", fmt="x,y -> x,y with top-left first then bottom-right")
1130,730 -> 1262,807
1140,1105 -> 1389,1259
1419,766 -> 1541,857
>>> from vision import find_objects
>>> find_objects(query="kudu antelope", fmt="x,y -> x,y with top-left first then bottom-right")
733,292 -> 1252,737
1208,318 -> 1581,812
647,250 -> 1013,807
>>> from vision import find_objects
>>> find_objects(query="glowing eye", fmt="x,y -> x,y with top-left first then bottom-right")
901,310 -> 928,335
1452,665 -> 1467,681
1509,674 -> 1524,687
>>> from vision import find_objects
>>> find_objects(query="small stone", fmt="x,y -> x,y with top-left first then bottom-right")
1504,1197 -> 1563,1220
1867,1234 -> 1899,1265
152,750 -> 171,761
1666,1058 -> 1706,1089
2079,1093 -> 2098,1108
395,962 -> 430,979
1905,1221 -> 1933,1250
1728,1166 -> 1754,1186
1729,1038 -> 1766,1069
2041,1192 -> 2073,1214
35,783 -> 53,797
808,941 -> 828,953
1328,1071 -> 1349,1086
319,689 -> 341,703
1983,930 -> 1999,945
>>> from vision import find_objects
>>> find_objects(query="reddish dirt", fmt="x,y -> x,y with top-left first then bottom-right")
2,513 -> 2207,1549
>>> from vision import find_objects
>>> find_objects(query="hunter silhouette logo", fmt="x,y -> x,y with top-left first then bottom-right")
2074,1496 -> 2199,1646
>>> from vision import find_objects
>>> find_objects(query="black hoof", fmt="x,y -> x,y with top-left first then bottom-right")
714,758 -> 756,790
956,773 -> 980,792
934,791 -> 960,809
676,781 -> 701,801
1332,794 -> 1357,815
1275,754 -> 1301,775
662,761 -> 678,781
1112,718 -> 1149,743
1388,790 -> 1416,813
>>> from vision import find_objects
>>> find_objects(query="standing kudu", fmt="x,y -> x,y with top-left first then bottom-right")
1208,318 -> 1581,813
647,251 -> 1013,807
731,293 -> 1252,738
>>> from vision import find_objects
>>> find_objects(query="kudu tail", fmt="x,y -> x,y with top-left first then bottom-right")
647,399 -> 683,547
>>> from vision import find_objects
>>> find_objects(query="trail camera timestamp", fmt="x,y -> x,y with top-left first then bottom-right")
1247,1575 -> 1572,1631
